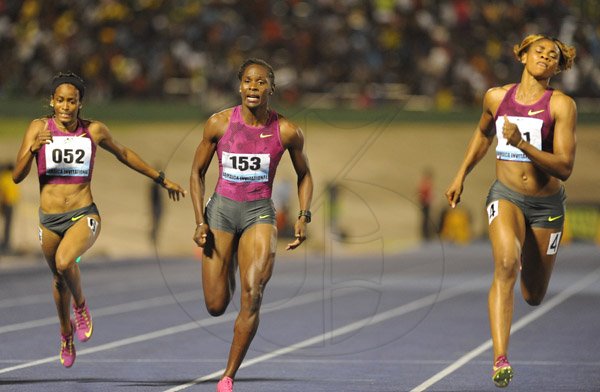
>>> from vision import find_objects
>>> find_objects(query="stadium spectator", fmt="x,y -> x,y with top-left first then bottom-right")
0,1 -> 598,109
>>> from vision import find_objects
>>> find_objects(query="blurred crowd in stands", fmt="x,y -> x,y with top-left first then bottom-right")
1,0 -> 599,110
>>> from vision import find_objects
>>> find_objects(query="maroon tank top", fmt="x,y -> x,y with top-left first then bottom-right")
215,106 -> 285,201
36,118 -> 96,185
494,84 -> 555,162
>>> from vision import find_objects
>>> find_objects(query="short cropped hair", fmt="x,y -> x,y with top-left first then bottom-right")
237,58 -> 275,88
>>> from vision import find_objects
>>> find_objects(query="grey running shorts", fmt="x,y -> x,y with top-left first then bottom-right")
39,203 -> 100,237
485,180 -> 566,229
205,193 -> 276,234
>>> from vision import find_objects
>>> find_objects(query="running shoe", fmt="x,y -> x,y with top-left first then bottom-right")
492,355 -> 514,388
59,321 -> 76,368
216,376 -> 234,392
72,300 -> 93,342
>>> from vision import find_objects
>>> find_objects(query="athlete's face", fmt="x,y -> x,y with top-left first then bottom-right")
522,38 -> 561,78
239,64 -> 273,108
51,84 -> 81,127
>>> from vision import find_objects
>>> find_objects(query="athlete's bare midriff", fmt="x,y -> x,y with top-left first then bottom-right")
496,160 -> 561,196
39,182 -> 94,213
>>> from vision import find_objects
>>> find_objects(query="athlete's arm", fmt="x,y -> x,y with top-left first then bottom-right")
12,119 -> 51,183
190,113 -> 225,247
90,121 -> 185,200
445,88 -> 498,208
280,119 -> 313,250
503,93 -> 576,181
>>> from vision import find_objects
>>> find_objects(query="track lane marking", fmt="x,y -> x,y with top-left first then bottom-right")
163,276 -> 489,391
409,267 -> 600,392
0,288 -> 344,374
0,290 -> 201,335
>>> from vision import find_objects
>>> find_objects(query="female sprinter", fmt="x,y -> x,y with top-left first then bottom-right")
190,58 -> 313,392
445,35 -> 576,387
12,72 -> 186,368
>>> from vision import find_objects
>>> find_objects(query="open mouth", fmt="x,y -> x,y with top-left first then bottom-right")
246,94 -> 260,103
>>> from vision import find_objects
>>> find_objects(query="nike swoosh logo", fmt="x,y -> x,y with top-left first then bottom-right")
528,109 -> 545,116
548,215 -> 563,222
259,133 -> 273,138
259,215 -> 270,219
71,214 -> 85,222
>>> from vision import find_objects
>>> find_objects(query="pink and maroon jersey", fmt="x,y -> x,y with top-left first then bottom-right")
215,106 -> 285,202
494,83 -> 555,162
36,118 -> 96,185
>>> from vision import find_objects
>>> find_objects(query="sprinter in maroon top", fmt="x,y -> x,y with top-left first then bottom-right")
12,72 -> 185,368
446,35 -> 577,388
190,59 -> 313,392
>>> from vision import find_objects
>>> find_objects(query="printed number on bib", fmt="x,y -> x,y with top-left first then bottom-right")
45,136 -> 92,176
87,217 -> 99,236
495,116 -> 543,162
546,232 -> 562,255
222,152 -> 270,183
487,200 -> 499,225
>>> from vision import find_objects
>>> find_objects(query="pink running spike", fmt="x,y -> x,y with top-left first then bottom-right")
216,376 -> 234,392
73,300 -> 93,342
492,355 -> 514,388
59,321 -> 76,368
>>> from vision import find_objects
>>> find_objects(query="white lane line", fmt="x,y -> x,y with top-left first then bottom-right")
0,288 -> 338,375
0,291 -> 201,335
162,276 -> 489,392
409,267 -> 600,392
0,275 -> 196,309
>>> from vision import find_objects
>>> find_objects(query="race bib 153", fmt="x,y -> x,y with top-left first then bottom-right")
221,152 -> 270,183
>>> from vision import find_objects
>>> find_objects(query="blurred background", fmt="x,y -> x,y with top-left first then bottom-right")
1,0 -> 599,262
1,0 -> 600,110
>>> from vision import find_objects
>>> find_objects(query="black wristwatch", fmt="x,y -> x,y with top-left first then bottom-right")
298,210 -> 311,223
154,171 -> 166,186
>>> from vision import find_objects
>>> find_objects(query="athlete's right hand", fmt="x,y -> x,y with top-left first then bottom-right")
445,179 -> 463,209
31,122 -> 52,153
193,223 -> 209,247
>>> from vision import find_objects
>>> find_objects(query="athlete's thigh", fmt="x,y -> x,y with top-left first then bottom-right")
237,223 -> 277,289
39,225 -> 63,274
56,214 -> 101,269
201,228 -> 236,292
487,199 -> 526,264
520,226 -> 562,295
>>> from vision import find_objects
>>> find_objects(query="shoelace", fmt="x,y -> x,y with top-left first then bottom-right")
61,335 -> 74,354
74,305 -> 89,329
494,356 -> 509,369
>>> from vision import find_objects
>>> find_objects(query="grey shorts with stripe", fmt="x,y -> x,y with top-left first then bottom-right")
205,193 -> 276,234
485,180 -> 566,229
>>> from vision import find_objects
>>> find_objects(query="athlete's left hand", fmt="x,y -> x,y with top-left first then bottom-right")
502,115 -> 523,148
163,179 -> 187,201
286,220 -> 307,250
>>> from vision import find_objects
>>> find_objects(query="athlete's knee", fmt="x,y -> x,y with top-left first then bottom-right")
522,287 -> 546,306
524,296 -> 543,306
494,255 -> 519,281
54,253 -> 75,274
205,296 -> 229,317
241,284 -> 265,314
